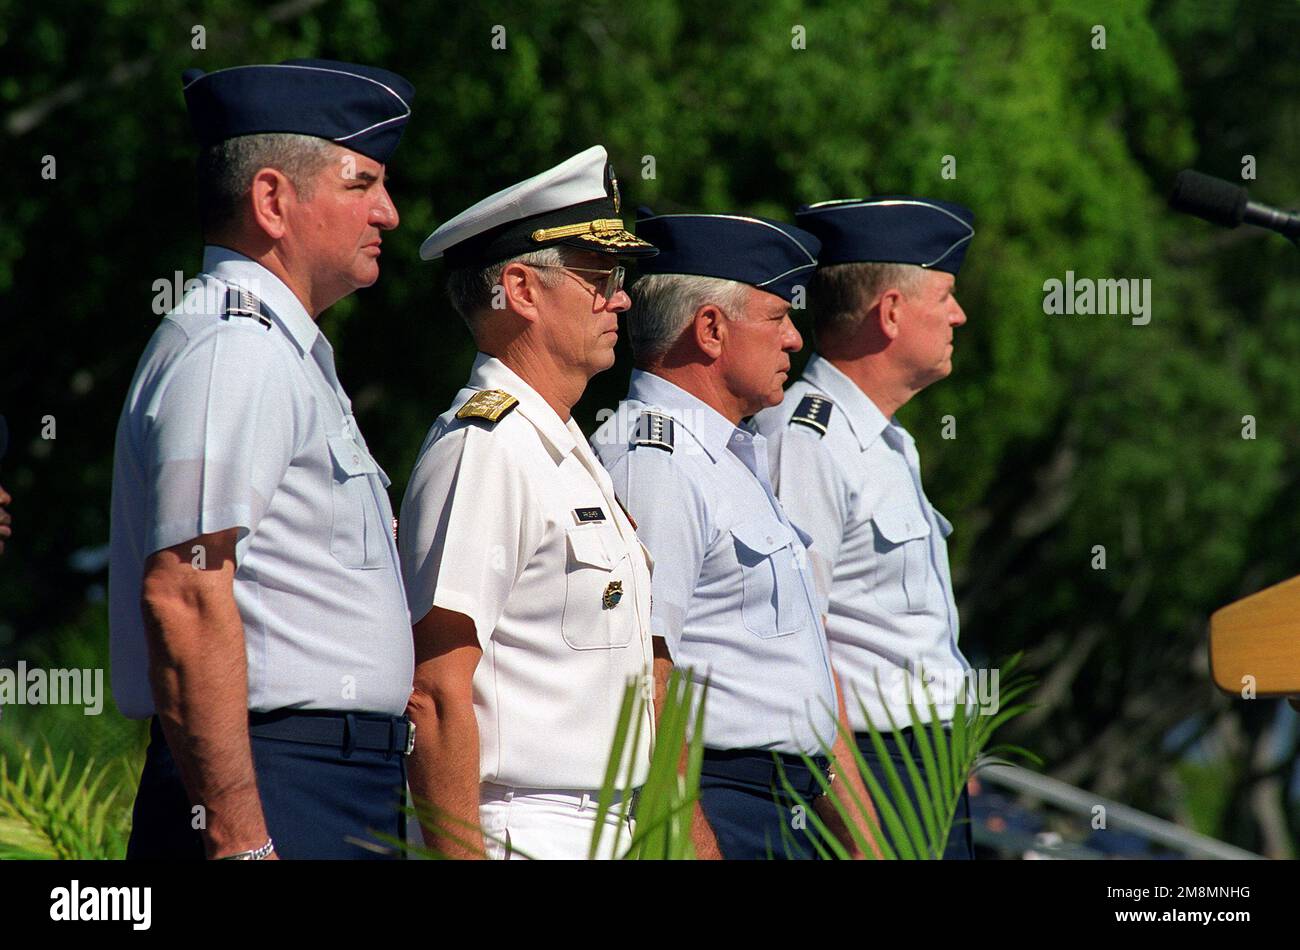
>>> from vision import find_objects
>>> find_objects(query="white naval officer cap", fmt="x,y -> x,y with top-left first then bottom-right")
419,145 -> 658,267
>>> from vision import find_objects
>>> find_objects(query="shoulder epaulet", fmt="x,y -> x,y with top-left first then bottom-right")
456,389 -> 519,424
790,393 -> 834,436
632,410 -> 674,453
220,285 -> 271,330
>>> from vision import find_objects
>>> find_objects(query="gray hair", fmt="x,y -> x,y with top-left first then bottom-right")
444,247 -> 569,330
196,133 -> 337,234
810,262 -> 925,339
627,273 -> 751,363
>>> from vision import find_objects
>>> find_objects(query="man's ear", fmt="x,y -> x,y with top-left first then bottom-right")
693,304 -> 727,359
876,289 -> 904,341
499,261 -> 544,324
249,167 -> 296,241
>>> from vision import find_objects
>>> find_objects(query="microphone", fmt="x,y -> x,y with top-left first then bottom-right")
1169,170 -> 1300,240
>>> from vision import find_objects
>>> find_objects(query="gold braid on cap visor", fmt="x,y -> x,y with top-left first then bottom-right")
530,218 -> 648,248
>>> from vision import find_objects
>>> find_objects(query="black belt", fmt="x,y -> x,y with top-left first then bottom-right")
855,722 -> 951,744
247,709 -> 415,756
701,748 -> 832,799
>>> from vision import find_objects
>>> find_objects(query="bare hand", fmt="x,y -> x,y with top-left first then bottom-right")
813,792 -> 874,859
691,804 -> 724,859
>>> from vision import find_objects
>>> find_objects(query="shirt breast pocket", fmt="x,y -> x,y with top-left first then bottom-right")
562,525 -> 634,651
869,504 -> 933,613
731,519 -> 807,639
326,434 -> 387,570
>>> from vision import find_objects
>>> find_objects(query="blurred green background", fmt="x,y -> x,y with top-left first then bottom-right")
2,0 -> 1299,855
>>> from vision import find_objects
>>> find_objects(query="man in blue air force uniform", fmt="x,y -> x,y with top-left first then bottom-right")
753,195 -> 978,859
594,209 -> 878,859
110,60 -> 416,860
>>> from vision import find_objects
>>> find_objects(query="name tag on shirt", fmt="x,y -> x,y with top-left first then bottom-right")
574,507 -> 607,524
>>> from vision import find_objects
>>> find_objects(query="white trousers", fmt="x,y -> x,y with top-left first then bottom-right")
479,783 -> 635,860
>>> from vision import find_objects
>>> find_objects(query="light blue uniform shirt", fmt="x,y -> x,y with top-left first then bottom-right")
753,353 -> 971,732
593,370 -> 838,755
108,246 -> 414,719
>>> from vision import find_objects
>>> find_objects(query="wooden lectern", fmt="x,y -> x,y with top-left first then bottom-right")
1211,575 -> 1300,696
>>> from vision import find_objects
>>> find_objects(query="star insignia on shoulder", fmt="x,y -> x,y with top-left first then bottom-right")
221,285 -> 271,330
632,410 -> 674,452
790,394 -> 834,436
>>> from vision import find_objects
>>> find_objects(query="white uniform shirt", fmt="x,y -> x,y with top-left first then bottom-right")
109,246 -> 414,719
593,370 -> 838,755
399,354 -> 654,791
753,353 -> 971,732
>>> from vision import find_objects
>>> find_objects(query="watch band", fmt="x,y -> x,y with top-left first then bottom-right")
216,837 -> 275,860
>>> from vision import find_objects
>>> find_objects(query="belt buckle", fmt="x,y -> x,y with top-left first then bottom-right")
404,720 -> 417,756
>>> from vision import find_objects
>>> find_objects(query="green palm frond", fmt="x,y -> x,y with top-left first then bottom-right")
614,669 -> 706,860
392,657 -> 1035,861
783,653 -> 1038,859
0,743 -> 137,860
396,670 -> 707,860
395,794 -> 526,861
589,674 -> 643,859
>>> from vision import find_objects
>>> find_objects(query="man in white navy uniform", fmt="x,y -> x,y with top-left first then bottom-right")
593,209 -> 877,860
753,195 -> 978,859
109,60 -> 416,860
400,147 -> 661,860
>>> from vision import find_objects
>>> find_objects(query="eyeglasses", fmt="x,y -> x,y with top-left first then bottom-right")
530,264 -> 626,300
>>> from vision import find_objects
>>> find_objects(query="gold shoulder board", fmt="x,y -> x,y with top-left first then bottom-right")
456,389 -> 519,424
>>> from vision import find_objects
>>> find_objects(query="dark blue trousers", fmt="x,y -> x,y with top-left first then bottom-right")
127,714 -> 407,860
698,749 -> 829,860
854,728 -> 975,860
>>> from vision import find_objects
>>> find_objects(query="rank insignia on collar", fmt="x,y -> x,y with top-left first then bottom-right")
456,388 -> 519,424
602,580 -> 624,610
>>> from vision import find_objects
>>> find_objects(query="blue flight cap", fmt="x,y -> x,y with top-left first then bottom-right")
181,59 -> 414,164
795,196 -> 975,274
633,209 -> 821,303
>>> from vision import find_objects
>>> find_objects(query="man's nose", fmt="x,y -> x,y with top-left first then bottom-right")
606,288 -> 633,313
373,183 -> 400,231
783,316 -> 803,352
951,298 -> 967,326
